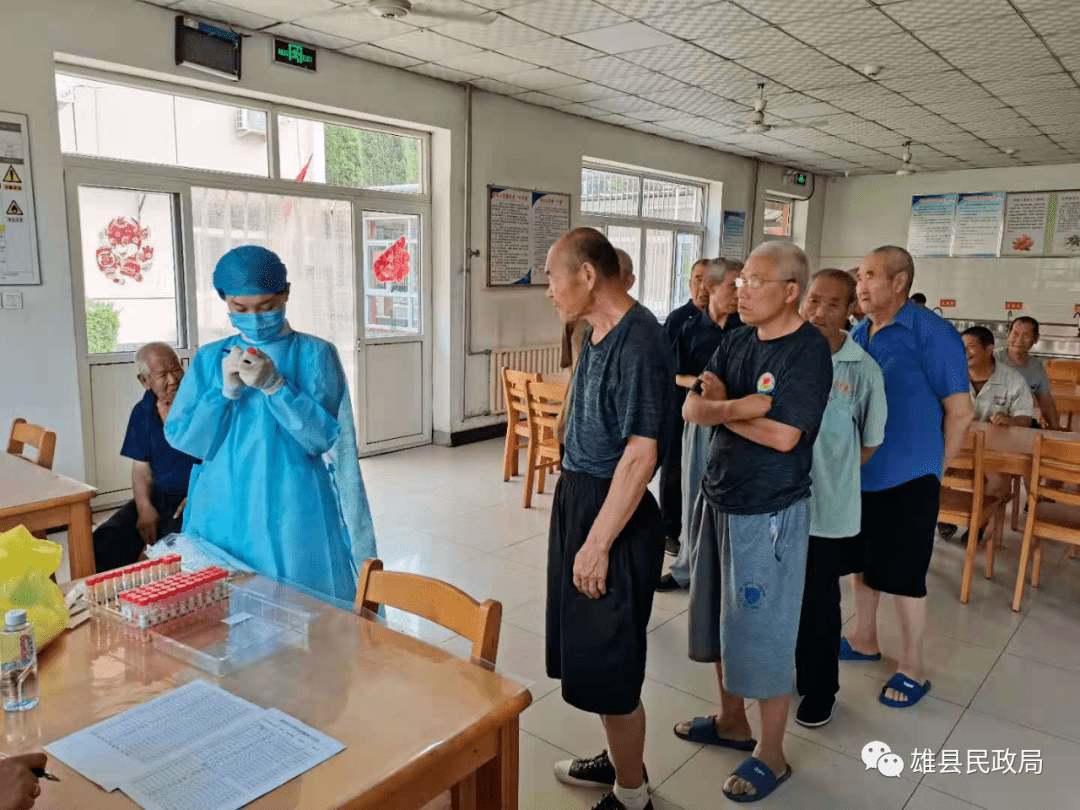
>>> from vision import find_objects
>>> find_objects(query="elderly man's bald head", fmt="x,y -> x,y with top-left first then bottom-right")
614,248 -> 635,291
555,227 -> 621,279
546,228 -> 629,323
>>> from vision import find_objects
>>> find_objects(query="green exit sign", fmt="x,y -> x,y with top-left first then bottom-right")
795,172 -> 808,186
274,39 -> 316,72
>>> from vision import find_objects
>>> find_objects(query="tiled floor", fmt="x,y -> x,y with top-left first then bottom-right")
74,438 -> 1080,809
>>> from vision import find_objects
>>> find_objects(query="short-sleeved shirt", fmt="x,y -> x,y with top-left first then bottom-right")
563,303 -> 677,480
809,333 -> 888,538
121,390 -> 198,496
852,300 -> 968,492
994,348 -> 1051,398
674,310 -> 742,378
700,320 -> 833,515
663,298 -> 700,345
970,361 -> 1034,422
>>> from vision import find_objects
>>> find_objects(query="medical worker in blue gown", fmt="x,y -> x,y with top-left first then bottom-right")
165,246 -> 376,604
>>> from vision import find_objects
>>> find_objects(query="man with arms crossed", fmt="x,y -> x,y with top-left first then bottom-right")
546,229 -> 676,810
794,269 -> 887,728
844,246 -> 972,708
675,241 -> 832,802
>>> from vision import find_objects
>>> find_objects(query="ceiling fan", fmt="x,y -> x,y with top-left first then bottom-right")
363,0 -> 495,24
742,83 -> 831,134
895,141 -> 916,175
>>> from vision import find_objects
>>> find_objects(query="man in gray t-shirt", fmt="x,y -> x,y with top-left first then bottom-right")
545,227 -> 676,810
995,316 -> 1060,429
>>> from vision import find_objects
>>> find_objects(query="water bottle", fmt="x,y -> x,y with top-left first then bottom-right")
1,609 -> 39,712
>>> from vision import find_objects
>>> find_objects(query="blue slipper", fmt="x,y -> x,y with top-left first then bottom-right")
674,716 -> 756,751
722,756 -> 793,803
839,637 -> 882,661
879,672 -> 931,708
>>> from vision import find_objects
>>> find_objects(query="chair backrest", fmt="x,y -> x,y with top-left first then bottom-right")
525,380 -> 569,439
942,430 -> 985,500
355,559 -> 502,668
1046,359 -> 1080,386
6,418 -> 56,470
1030,434 -> 1080,508
502,368 -> 540,420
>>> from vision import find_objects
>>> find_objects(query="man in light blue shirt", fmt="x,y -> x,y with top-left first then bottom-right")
794,270 -> 887,728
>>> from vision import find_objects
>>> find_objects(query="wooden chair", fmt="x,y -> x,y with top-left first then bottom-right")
501,369 -> 541,483
7,418 -> 56,470
522,380 -> 567,509
1012,434 -> 1080,611
356,559 -> 503,810
939,431 -> 1006,603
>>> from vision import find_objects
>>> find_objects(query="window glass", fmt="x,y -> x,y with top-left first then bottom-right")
278,115 -> 422,193
674,232 -> 703,304
581,168 -> 640,217
604,225 -> 642,299
642,177 -> 703,223
643,229 -> 675,320
77,187 -> 182,354
362,212 -> 422,337
56,74 -> 269,176
764,198 -> 792,237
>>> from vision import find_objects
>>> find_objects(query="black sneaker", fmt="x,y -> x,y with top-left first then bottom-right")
937,522 -> 958,541
795,694 -> 835,728
588,792 -> 653,810
554,750 -> 649,789
665,536 -> 681,556
655,573 -> 684,592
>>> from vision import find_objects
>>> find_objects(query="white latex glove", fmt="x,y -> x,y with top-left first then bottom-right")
222,345 -> 245,400
238,347 -> 285,395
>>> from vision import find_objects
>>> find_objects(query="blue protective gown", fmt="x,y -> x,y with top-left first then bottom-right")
164,328 -> 375,604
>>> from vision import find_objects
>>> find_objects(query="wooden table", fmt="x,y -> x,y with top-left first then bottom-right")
1051,383 -> 1080,429
0,453 -> 96,578
15,580 -> 532,810
969,422 -> 1080,478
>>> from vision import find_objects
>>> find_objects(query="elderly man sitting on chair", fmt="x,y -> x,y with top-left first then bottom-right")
92,342 -> 197,572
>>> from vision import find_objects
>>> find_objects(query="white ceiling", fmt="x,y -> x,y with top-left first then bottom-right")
151,0 -> 1080,175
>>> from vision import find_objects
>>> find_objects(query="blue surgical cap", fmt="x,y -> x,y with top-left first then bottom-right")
213,246 -> 288,299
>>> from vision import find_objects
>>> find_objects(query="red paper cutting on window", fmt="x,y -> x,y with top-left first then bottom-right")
373,236 -> 411,283
95,217 -> 154,284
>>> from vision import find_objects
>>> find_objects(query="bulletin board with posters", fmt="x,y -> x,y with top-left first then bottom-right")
487,186 -> 570,287
0,112 -> 41,286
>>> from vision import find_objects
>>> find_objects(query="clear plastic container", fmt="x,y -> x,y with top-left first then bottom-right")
1,609 -> 38,711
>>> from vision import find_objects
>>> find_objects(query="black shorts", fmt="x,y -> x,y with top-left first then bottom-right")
546,470 -> 665,716
849,474 -> 940,598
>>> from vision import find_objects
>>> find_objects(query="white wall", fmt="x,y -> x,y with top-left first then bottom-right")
2,0 -> 825,479
820,164 -> 1080,324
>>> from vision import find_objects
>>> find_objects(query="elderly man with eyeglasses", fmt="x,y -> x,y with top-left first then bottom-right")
675,241 -> 832,803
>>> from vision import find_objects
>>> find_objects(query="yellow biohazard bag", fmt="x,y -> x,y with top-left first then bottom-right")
0,526 -> 70,649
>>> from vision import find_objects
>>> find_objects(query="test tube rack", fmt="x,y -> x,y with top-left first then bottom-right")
86,555 -> 182,604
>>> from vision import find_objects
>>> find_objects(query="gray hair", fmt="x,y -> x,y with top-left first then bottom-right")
748,241 -> 810,294
868,245 -> 915,292
811,268 -> 857,304
704,258 -> 743,285
135,342 -> 176,379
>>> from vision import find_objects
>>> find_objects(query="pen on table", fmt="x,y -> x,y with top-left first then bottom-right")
0,753 -> 60,782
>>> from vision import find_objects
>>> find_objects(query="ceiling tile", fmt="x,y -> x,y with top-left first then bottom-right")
512,90 -> 567,106
410,63 -> 478,82
592,112 -> 640,126
696,27 -> 803,60
736,0 -> 870,23
643,2 -> 767,38
504,0 -> 630,35
437,51 -> 536,75
263,23 -> 357,50
173,0 -> 275,29
547,82 -> 623,102
1023,5 -> 1080,35
620,42 -> 715,73
738,50 -> 839,78
500,66 -> 581,89
431,12 -> 549,48
596,0 -> 713,18
341,42 -> 425,67
768,102 -> 844,119
881,0 -> 1015,30
395,0 -> 491,28
465,0 -> 536,8
376,29 -> 484,59
981,73 -> 1078,101
567,21 -> 679,53
963,56 -> 1064,82
498,37 -> 602,65
466,77 -> 527,94
792,66 -> 872,91
640,87 -> 747,117
601,71 -> 685,94
917,18 -> 1037,53
293,8 -> 416,42
212,0 -> 337,22
588,95 -> 682,120
786,7 -> 901,45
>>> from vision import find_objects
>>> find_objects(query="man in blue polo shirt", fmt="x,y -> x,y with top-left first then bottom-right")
92,342 -> 197,572
846,247 -> 972,708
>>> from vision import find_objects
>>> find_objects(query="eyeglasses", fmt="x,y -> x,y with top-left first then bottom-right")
735,276 -> 796,290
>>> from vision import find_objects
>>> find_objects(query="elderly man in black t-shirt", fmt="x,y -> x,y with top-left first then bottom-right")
545,228 -> 676,810
676,241 -> 832,803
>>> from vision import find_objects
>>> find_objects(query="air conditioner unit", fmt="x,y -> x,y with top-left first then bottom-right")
235,109 -> 267,138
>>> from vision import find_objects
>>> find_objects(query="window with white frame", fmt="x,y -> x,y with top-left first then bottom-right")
580,166 -> 706,320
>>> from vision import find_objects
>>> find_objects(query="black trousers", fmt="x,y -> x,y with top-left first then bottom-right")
92,490 -> 185,573
794,534 -> 847,699
658,422 -> 683,540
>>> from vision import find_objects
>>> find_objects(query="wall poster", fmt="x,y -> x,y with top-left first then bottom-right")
907,193 -> 957,257
1050,190 -> 1080,256
1000,192 -> 1052,256
0,112 -> 41,285
487,186 -> 570,287
721,210 -> 746,259
950,191 -> 1005,257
